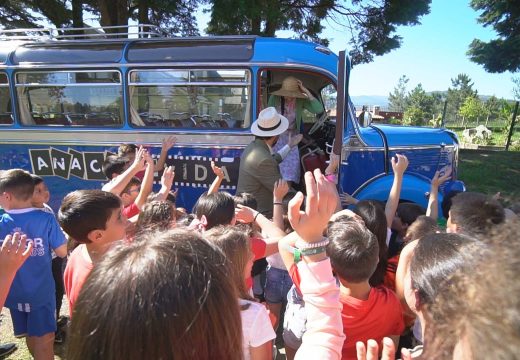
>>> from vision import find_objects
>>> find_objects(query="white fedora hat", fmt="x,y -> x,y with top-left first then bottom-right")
251,107 -> 289,137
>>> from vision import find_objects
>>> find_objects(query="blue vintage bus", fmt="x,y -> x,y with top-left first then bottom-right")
0,26 -> 462,213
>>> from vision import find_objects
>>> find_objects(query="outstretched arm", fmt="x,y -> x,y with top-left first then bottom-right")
385,154 -> 409,228
272,179 -> 289,231
155,166 -> 175,201
103,146 -> 147,195
208,161 -> 225,194
134,151 -> 155,210
155,136 -> 176,172
426,168 -> 451,221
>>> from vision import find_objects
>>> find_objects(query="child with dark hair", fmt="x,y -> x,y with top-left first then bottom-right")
447,191 -> 505,236
402,232 -> 479,355
0,169 -> 67,359
58,190 -> 127,314
30,174 -> 67,343
205,226 -> 276,360
280,215 -> 404,359
66,229 -> 243,360
118,136 -> 176,178
102,146 -> 146,196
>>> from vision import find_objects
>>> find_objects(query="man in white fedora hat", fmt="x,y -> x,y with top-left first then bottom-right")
237,107 -> 302,216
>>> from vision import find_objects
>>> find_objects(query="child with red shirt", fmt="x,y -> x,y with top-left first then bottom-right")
280,216 -> 404,359
58,190 -> 127,314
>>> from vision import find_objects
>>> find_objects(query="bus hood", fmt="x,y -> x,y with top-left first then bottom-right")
371,124 -> 458,147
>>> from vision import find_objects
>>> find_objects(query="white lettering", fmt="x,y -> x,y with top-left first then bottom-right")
37,157 -> 49,171
195,164 -> 207,181
90,159 -> 101,173
53,157 -> 65,171
33,238 -> 44,248
71,157 -> 83,170
221,166 -> 231,182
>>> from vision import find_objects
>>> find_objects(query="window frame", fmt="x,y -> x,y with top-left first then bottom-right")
15,69 -> 124,128
127,67 -> 252,131
0,72 -> 13,126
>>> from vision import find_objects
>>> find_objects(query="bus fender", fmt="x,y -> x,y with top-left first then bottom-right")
352,173 -> 436,210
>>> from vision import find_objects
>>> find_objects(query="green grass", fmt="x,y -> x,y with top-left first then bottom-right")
458,149 -> 520,206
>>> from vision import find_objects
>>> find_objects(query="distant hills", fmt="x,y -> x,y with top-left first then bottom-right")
351,93 -> 510,110
351,95 -> 389,108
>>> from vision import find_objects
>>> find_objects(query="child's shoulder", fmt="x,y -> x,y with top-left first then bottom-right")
371,285 -> 401,307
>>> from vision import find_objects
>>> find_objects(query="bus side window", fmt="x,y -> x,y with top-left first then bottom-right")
128,69 -> 251,129
0,73 -> 13,125
15,71 -> 123,127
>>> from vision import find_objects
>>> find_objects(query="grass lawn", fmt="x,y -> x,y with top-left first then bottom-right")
458,149 -> 520,206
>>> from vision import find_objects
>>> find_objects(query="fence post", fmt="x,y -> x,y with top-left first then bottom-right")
441,100 -> 448,128
505,101 -> 519,151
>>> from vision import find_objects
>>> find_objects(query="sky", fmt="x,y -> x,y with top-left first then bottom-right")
299,1 -> 516,99
19,1 -> 517,99
195,1 -> 515,99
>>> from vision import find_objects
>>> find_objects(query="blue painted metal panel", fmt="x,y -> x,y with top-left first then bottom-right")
338,151 -> 385,195
252,38 -> 338,76
354,173 -> 436,211
0,144 -> 243,213
373,124 -> 456,146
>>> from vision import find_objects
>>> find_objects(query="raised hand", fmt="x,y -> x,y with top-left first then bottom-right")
288,169 -> 337,243
391,154 -> 409,176
162,136 -> 177,152
0,233 -> 33,275
432,167 -> 452,188
273,179 -> 289,202
211,161 -> 225,179
161,166 -> 175,189
234,204 -> 256,224
131,146 -> 147,172
356,338 -> 397,360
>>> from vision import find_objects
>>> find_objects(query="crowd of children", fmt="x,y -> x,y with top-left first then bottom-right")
0,129 -> 519,360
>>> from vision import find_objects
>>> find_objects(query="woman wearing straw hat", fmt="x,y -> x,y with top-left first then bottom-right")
268,76 -> 324,185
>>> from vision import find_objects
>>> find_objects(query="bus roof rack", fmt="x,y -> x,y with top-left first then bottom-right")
0,24 -> 166,41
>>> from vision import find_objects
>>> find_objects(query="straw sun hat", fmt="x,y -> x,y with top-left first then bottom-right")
251,107 -> 289,137
270,76 -> 308,99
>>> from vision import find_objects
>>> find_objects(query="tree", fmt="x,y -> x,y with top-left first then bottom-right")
403,83 -> 434,125
205,0 -> 432,65
468,0 -> 520,73
0,0 -> 199,37
513,76 -> 520,100
388,75 -> 409,112
459,96 -> 486,126
446,73 -> 478,121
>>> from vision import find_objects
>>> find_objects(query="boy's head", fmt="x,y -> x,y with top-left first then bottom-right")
102,154 -> 129,179
121,177 -> 141,206
447,192 -> 505,236
0,169 -> 35,209
58,190 -> 126,244
326,218 -> 379,284
195,192 -> 236,230
405,215 -> 438,242
392,203 -> 426,234
31,174 -> 50,208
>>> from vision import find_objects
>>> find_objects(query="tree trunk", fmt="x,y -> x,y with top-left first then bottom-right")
485,114 -> 489,126
138,0 -> 149,25
71,0 -> 83,27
